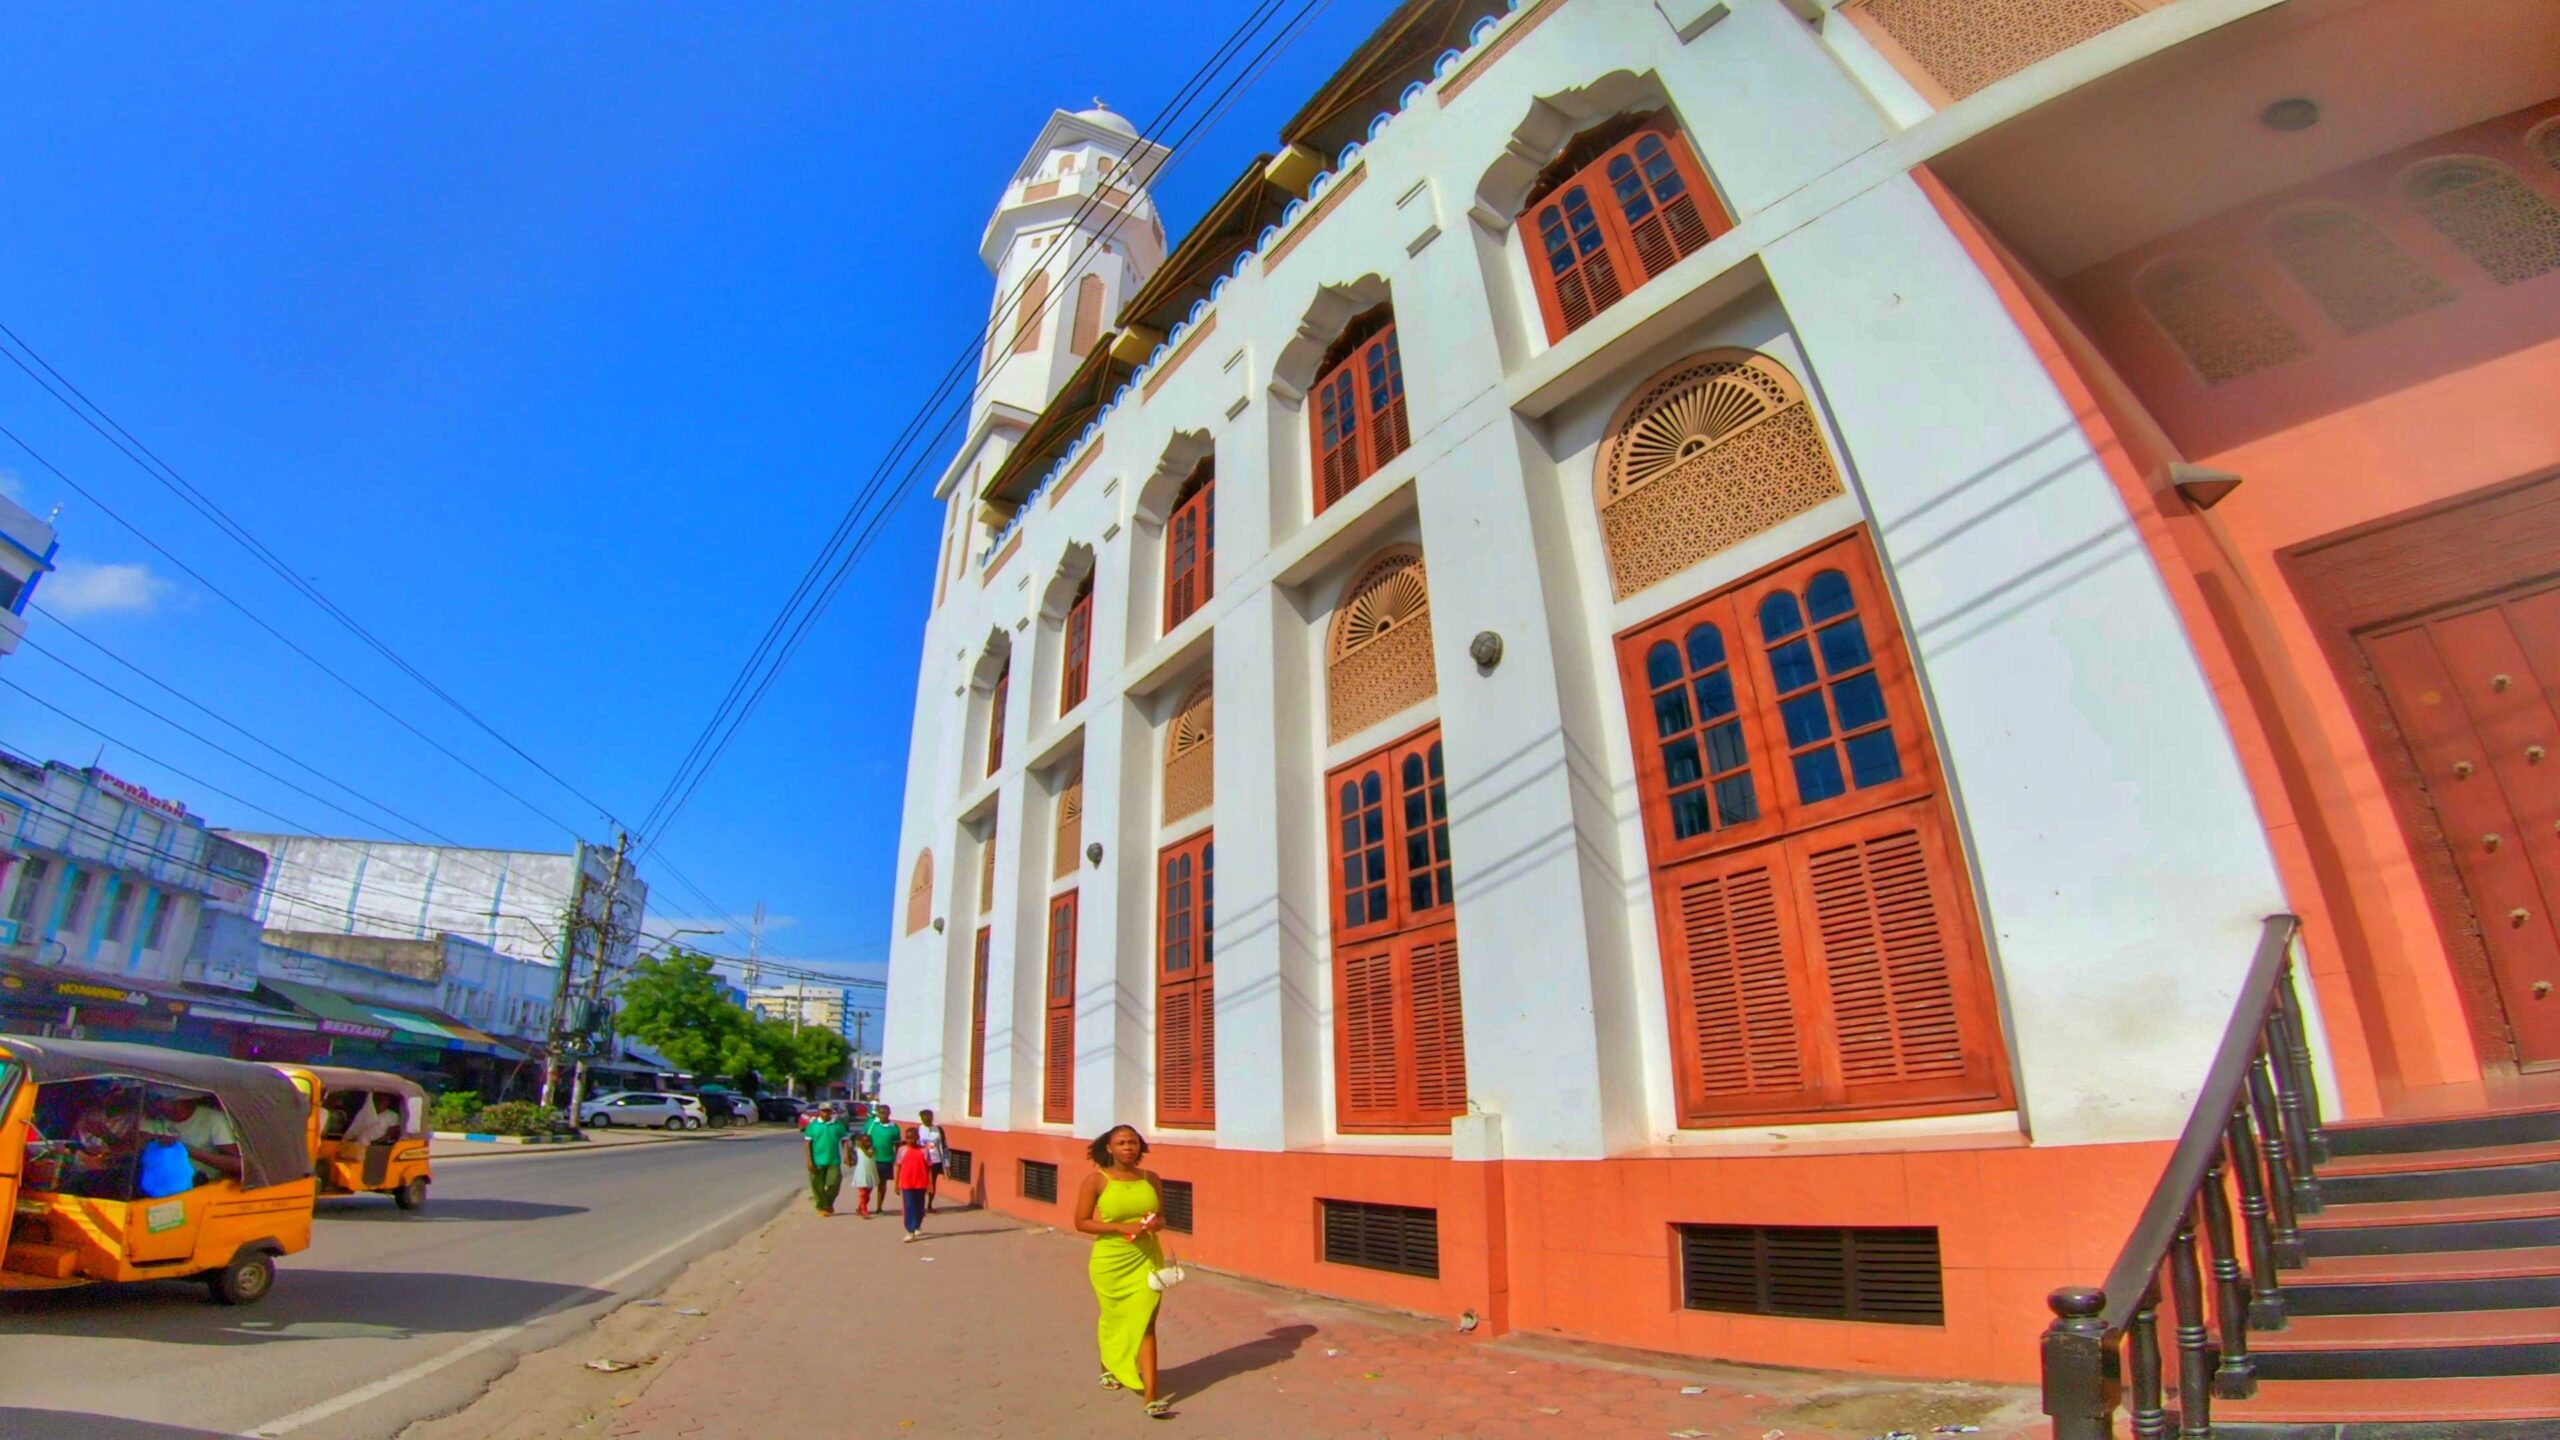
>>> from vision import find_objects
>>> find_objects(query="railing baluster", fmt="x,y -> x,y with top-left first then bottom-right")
2226,1100 -> 2287,1330
2169,1201 -> 2215,1436
2129,1276 -> 2169,1440
2200,1145 -> 2257,1398
2247,1052 -> 2306,1268
2271,956 -> 2331,1164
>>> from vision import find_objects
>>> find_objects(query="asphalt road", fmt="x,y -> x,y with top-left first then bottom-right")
0,1127 -> 803,1440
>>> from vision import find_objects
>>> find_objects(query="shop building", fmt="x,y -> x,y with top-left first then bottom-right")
0,488 -> 56,662
878,0 -> 2560,1416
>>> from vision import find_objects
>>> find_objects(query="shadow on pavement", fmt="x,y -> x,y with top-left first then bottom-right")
1164,1323 -> 1318,1402
0,1268 -> 609,1345
909,1225 -> 1018,1239
0,1409 -> 249,1440
318,1197 -> 587,1223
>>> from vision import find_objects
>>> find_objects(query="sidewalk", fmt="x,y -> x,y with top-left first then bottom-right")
602,1197 -> 2042,1440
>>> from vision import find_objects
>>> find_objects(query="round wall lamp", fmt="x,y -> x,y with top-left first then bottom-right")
932,917 -> 945,934
2260,98 -> 2320,133
1087,841 -> 1105,867
1470,631 -> 1505,671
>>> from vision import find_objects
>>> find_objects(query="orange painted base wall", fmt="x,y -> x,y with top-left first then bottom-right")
939,1125 -> 2168,1383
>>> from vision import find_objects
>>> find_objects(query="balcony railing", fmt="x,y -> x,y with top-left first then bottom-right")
2042,913 -> 2321,1437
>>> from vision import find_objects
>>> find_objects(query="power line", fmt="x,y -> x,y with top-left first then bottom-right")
0,421 -> 588,843
0,322 -> 625,832
633,0 -> 1331,860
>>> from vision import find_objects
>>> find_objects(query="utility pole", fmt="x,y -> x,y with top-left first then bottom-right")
537,858 -> 590,1109
850,1009 -> 868,1099
566,831 -> 631,1121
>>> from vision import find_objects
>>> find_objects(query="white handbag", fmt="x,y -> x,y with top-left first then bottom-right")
1146,1236 -> 1189,1292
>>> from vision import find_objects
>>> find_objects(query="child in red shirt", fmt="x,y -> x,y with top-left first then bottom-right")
895,1130 -> 933,1241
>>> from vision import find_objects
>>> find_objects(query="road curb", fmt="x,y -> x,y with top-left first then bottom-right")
433,1130 -> 589,1146
433,1128 -> 783,1161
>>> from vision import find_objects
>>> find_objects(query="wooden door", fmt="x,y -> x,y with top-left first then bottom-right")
2361,581 -> 2560,1065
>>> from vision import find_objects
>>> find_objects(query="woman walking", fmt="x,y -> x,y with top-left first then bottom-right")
1072,1124 -> 1172,1418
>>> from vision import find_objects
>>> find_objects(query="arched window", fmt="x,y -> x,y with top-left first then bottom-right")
967,925 -> 990,1116
1327,727 -> 1463,1132
1520,113 -> 1728,341
1012,267 -> 1053,355
986,659 -> 1011,775
1594,351 -> 1845,601
1053,767 -> 1084,880
1164,675 -> 1214,823
904,850 -> 935,935
1070,273 -> 1106,357
2263,206 -> 2453,335
1309,306 -> 1410,513
2537,121 -> 2560,173
1164,460 -> 1215,632
2133,255 -> 2310,386
1043,889 -> 1078,1124
2400,158 -> 2560,287
1325,546 -> 1436,744
1060,574 -> 1093,715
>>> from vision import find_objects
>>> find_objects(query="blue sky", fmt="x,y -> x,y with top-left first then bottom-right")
0,1 -> 1386,1004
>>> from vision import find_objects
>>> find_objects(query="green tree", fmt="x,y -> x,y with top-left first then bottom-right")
612,949 -> 749,1077
779,1022 -> 852,1092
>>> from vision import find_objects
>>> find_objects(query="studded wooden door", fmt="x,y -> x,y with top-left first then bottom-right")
2361,582 -> 2560,1065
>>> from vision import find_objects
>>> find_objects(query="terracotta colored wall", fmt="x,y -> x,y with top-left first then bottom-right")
941,1124 -> 2169,1383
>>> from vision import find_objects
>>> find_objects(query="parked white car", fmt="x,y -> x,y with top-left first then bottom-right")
580,1091 -> 707,1130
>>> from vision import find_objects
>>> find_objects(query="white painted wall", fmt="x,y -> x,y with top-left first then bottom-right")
883,0 -> 2295,1156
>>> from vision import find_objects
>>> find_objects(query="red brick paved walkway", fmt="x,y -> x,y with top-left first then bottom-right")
607,1196 -> 2042,1440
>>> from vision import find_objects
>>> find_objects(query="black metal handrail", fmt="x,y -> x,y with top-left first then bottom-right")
2043,913 -> 2319,1438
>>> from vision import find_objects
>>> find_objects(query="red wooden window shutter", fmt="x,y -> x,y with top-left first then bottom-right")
1069,273 -> 1105,357
1615,532 -> 2004,1125
1156,831 -> 1215,1128
968,926 -> 991,1117
1164,469 -> 1214,632
978,816 -> 998,917
987,664 -> 1010,775
1326,725 -> 1467,1133
1308,318 -> 1411,515
1524,117 -> 1727,343
1013,268 -> 1051,356
1044,890 -> 1078,1125
1061,584 -> 1093,714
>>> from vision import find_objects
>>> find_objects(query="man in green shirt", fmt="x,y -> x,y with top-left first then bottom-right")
802,1103 -> 850,1216
859,1104 -> 902,1220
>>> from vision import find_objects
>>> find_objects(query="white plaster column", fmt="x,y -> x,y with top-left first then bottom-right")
1211,582 -> 1327,1151
1071,533 -> 1151,1133
1760,174 -> 2289,1146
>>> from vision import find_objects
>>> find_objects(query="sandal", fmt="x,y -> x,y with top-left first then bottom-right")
1144,1397 -> 1174,1419
1098,1374 -> 1123,1391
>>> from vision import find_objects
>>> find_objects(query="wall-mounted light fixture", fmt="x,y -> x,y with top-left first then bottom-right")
1087,841 -> 1105,867
932,917 -> 945,934
1470,631 -> 1504,671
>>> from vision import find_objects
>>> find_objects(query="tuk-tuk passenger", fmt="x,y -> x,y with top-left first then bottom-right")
145,1089 -> 242,1183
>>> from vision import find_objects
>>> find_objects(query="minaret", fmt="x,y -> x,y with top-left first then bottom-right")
973,103 -> 1171,423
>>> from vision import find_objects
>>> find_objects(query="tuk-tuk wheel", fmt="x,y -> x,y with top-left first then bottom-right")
209,1250 -> 275,1306
394,1178 -> 429,1211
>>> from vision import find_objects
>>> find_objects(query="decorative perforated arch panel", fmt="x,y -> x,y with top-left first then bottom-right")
1594,352 -> 1845,602
2262,206 -> 2455,336
1326,547 -> 1437,744
2134,255 -> 2311,387
1163,676 -> 1215,823
1847,0 -> 2139,102
2402,159 -> 2560,288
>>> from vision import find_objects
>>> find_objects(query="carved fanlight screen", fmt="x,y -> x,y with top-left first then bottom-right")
2263,206 -> 2454,336
2134,256 -> 2310,387
904,849 -> 934,934
1164,676 -> 1215,823
1327,546 -> 1437,743
1054,769 -> 1085,880
1595,352 -> 1844,601
2402,159 -> 2560,287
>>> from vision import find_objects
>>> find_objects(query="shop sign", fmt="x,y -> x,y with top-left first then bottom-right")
92,769 -> 192,821
317,1017 -> 394,1040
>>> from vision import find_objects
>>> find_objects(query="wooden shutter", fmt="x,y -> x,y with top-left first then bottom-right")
1618,531 -> 2004,1125
1061,590 -> 1092,713
1335,941 -> 1402,1124
1164,474 -> 1214,631
968,927 -> 991,1117
1327,724 -> 1467,1132
978,816 -> 998,917
1044,891 -> 1078,1124
1156,831 -> 1216,1128
1069,273 -> 1105,357
987,665 -> 1009,774
1013,268 -> 1051,355
904,850 -> 935,935
1363,325 -> 1410,470
1524,117 -> 1727,343
1313,364 -> 1365,512
1309,321 -> 1409,515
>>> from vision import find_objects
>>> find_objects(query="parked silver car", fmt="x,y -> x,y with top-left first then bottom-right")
580,1091 -> 708,1130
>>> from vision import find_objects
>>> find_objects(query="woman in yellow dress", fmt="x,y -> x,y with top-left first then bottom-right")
1072,1124 -> 1172,1417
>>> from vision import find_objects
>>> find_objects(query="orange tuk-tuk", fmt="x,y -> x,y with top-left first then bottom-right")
281,1065 -> 431,1211
0,1036 -> 317,1305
